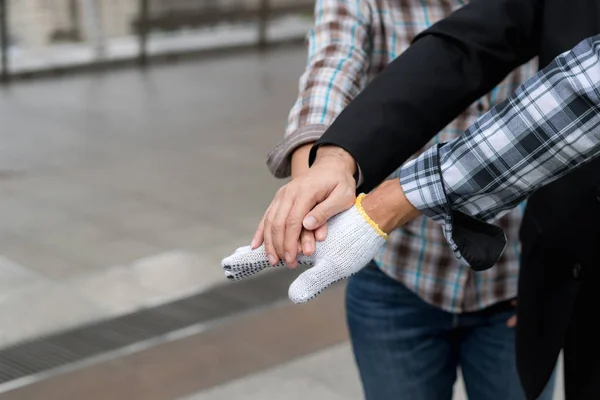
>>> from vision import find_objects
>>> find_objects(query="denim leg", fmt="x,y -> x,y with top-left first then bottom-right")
458,306 -> 556,400
346,263 -> 458,400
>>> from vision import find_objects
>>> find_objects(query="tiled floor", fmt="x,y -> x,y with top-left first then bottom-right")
0,44 -> 308,347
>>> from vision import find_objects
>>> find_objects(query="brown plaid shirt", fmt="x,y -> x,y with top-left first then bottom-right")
266,0 -> 537,312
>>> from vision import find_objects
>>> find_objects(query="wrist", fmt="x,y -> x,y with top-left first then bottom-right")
313,145 -> 357,176
361,179 -> 421,234
290,143 -> 314,179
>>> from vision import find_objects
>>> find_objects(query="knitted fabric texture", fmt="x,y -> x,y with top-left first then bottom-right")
222,195 -> 387,303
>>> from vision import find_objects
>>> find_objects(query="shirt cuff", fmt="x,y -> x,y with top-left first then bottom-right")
399,145 -> 449,222
355,164 -> 364,188
266,125 -> 328,178
399,144 -> 507,271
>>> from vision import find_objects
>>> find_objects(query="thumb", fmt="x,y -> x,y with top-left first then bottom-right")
303,188 -> 355,230
288,258 -> 336,303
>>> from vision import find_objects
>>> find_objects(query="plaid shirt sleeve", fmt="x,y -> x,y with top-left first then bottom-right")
266,0 -> 372,178
400,35 -> 600,270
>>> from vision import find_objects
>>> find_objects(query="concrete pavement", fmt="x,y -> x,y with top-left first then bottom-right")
0,44 -> 306,347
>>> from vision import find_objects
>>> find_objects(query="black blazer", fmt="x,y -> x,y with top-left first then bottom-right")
309,0 -> 600,397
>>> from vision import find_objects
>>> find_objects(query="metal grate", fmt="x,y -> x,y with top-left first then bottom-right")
0,267 -> 300,384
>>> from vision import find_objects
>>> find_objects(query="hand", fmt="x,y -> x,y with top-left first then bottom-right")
251,145 -> 357,267
291,143 -> 328,258
224,194 -> 388,303
224,180 -> 421,303
506,299 -> 517,328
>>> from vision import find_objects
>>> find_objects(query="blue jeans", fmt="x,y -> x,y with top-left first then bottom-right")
346,263 -> 556,400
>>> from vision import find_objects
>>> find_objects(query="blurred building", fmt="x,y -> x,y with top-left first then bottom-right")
9,0 -> 137,48
7,0 -> 301,50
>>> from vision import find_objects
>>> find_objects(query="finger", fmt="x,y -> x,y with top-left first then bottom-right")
222,244 -> 284,281
300,229 -> 316,256
314,224 -> 328,241
253,201 -> 273,251
303,187 -> 354,231
271,194 -> 297,267
251,217 -> 265,249
263,203 -> 280,266
282,190 -> 324,265
506,315 -> 517,328
222,246 -> 265,270
288,258 -> 338,303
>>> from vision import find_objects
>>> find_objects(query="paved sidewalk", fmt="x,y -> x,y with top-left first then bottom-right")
0,44 -> 307,347
185,343 -> 565,400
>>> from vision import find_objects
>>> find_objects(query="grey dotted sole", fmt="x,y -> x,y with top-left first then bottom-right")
223,260 -> 312,281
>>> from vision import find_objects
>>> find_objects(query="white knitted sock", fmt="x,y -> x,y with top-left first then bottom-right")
221,194 -> 388,303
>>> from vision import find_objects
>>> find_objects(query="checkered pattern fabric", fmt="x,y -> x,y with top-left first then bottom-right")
267,0 -> 537,312
401,35 -> 600,265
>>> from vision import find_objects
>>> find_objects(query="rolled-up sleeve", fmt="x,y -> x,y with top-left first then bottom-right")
266,0 -> 372,178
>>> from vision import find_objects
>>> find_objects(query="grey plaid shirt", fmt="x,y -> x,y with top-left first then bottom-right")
401,35 -> 600,267
267,0 -> 536,312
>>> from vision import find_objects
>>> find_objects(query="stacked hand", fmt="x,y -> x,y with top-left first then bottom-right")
222,145 -> 420,304
251,146 -> 359,268
222,194 -> 388,303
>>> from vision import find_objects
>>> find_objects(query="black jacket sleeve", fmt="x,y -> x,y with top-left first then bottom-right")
309,0 -> 542,192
